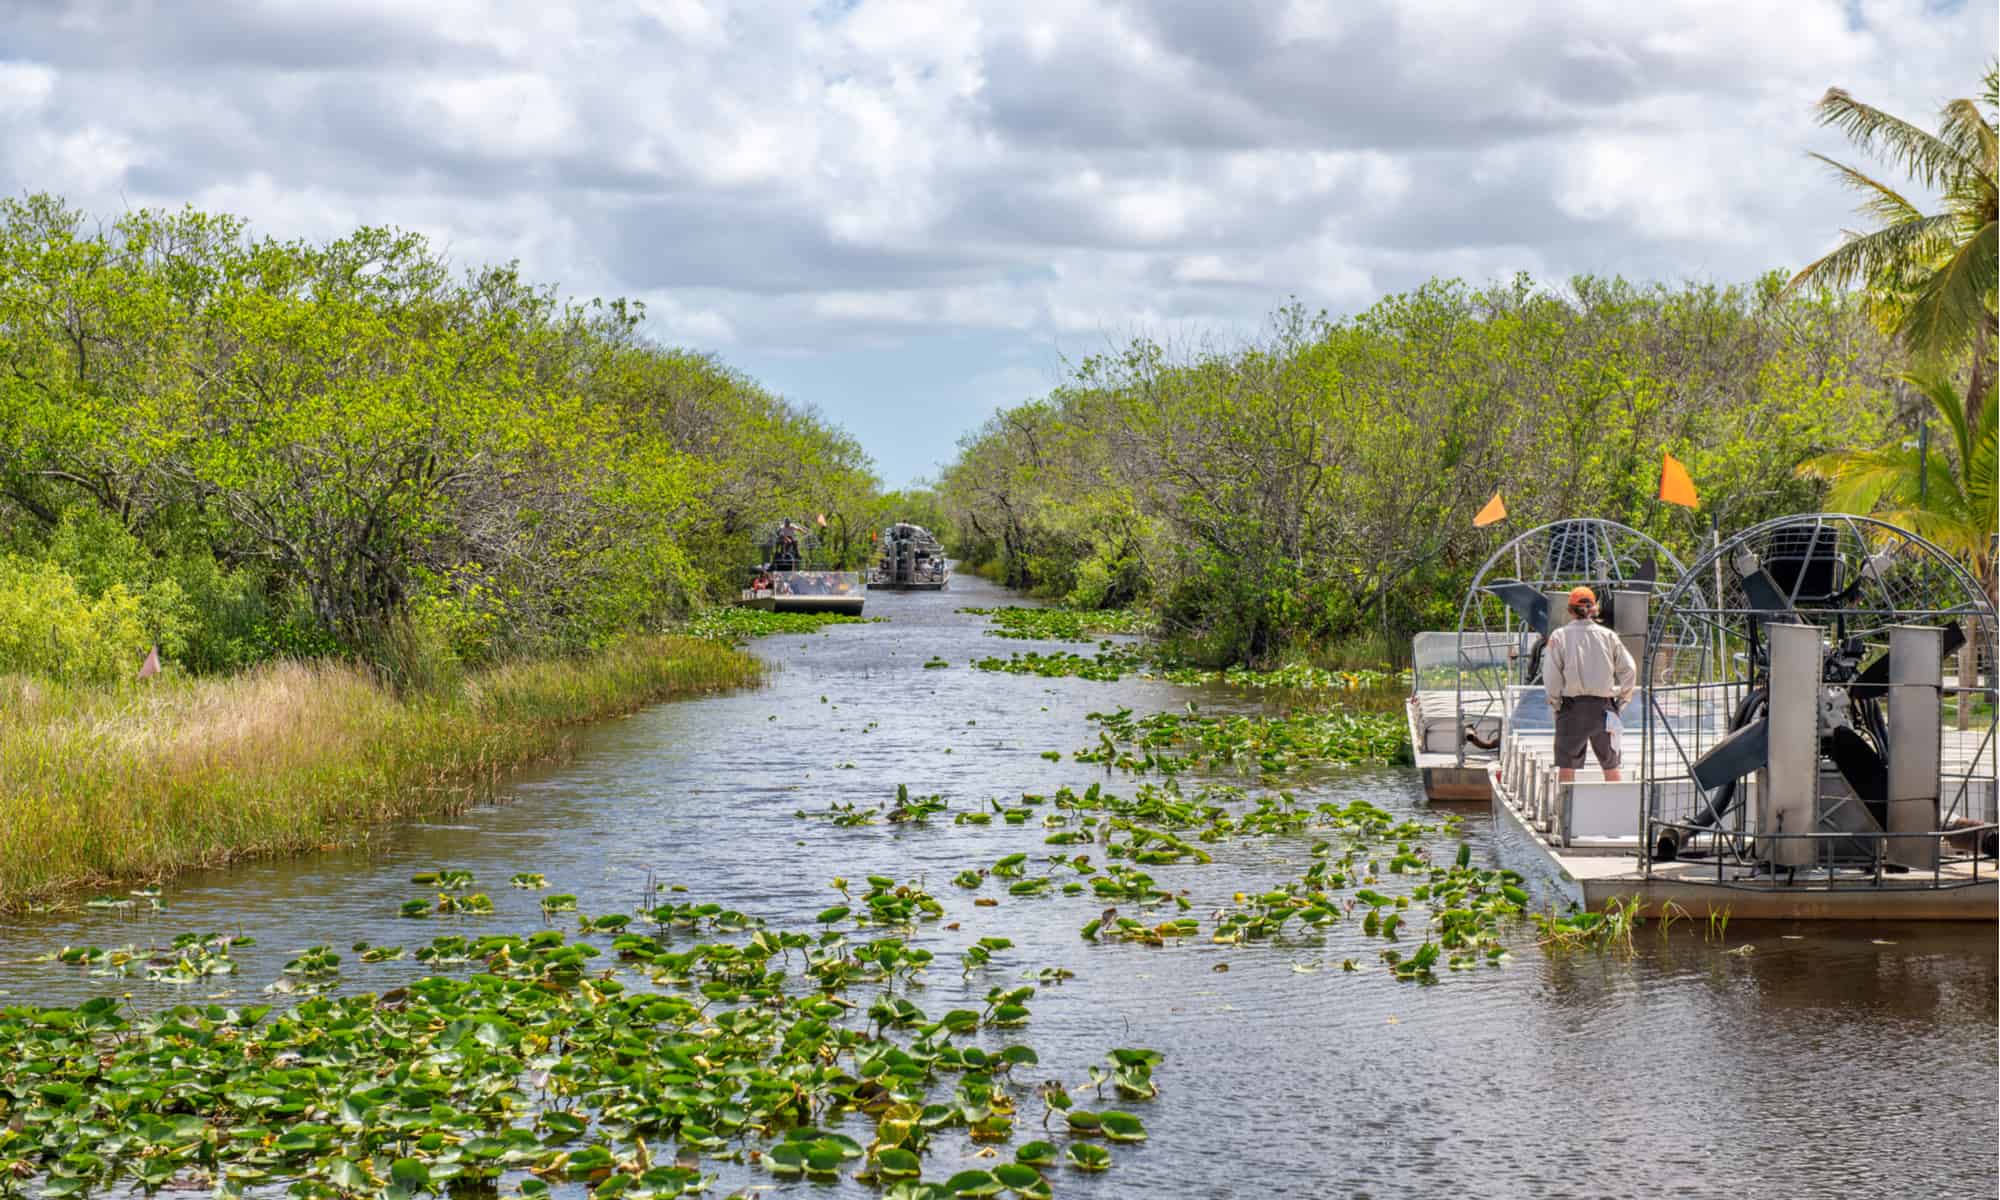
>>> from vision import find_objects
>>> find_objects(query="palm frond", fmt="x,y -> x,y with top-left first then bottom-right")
1902,371 -> 1975,470
1788,213 -> 1958,293
1815,87 -> 1981,191
1897,220 -> 1998,363
1797,447 -> 1915,515
1873,503 -> 1986,562
1806,153 -> 1926,226
1962,389 -> 1998,524
1938,96 -> 1998,176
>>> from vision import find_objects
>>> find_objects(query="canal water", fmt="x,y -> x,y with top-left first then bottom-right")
0,575 -> 1992,1198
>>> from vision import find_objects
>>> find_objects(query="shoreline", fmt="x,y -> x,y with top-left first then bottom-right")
0,634 -> 763,910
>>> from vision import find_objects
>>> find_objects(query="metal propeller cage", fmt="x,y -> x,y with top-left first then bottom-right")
1641,513 -> 1998,886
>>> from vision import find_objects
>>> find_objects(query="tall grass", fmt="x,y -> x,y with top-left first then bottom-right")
0,635 -> 761,907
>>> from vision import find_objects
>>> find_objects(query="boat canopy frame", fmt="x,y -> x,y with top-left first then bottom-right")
1452,518 -> 1690,766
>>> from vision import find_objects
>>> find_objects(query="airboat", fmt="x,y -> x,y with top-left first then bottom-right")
739,519 -> 865,616
868,523 -> 950,591
1450,513 -> 1998,919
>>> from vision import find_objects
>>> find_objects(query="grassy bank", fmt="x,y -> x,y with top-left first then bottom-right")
0,635 -> 761,907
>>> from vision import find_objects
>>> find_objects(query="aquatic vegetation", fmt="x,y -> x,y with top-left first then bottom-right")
960,607 -> 1152,641
961,608 -> 1411,698
1149,662 -> 1410,691
1074,705 -> 1411,775
891,785 -> 952,822
411,867 -> 474,889
972,648 -> 1147,682
799,785 -> 950,826
924,656 -> 952,669
0,884 -> 1169,1198
1533,895 -> 1646,955
960,935 -> 1013,974
971,645 -> 1415,700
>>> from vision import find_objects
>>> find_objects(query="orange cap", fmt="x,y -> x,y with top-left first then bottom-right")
1567,586 -> 1597,608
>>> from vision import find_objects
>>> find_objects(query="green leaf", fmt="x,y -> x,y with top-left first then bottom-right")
1014,1141 -> 1058,1167
389,1158 -> 429,1190
943,1169 -> 1003,1197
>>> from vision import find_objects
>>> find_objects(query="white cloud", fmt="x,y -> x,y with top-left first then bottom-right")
0,62 -> 56,115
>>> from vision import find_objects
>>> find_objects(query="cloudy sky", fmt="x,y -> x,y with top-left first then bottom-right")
2,1 -> 1993,483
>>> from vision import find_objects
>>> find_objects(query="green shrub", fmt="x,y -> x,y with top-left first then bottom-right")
0,556 -> 152,681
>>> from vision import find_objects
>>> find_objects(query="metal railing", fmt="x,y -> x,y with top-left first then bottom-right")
1640,815 -> 1997,890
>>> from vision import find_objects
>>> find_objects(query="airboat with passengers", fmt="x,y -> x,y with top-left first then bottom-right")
867,522 -> 951,591
739,519 -> 865,616
1408,518 -> 1687,803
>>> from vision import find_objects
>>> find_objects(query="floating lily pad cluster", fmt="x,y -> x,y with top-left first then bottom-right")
961,609 -> 1410,698
41,932 -> 249,985
1208,838 -> 1527,982
970,648 -> 1147,682
957,608 -> 1152,641
797,784 -> 952,826
4,874 -> 1165,1198
1148,662 -> 1410,691
1072,706 -> 1411,775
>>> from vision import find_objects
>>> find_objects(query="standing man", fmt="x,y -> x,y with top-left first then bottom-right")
1544,586 -> 1637,782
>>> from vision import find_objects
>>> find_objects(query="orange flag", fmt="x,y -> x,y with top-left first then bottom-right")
1473,492 -> 1507,528
1658,452 -> 1699,508
138,645 -> 161,680
815,512 -> 828,528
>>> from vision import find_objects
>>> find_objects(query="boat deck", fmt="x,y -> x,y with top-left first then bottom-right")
1488,779 -> 1996,919
1483,710 -> 1998,920
1407,690 -> 1495,802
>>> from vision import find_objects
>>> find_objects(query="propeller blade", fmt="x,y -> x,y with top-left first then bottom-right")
1825,725 -> 1889,810
1484,581 -> 1550,636
1739,566 -> 1794,616
1850,622 -> 1966,701
1630,556 -> 1658,589
1691,717 -> 1770,791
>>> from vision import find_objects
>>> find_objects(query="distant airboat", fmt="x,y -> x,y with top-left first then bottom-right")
740,519 -> 865,616
868,522 -> 950,591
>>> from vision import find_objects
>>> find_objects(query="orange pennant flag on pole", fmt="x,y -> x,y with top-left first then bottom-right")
137,644 -> 161,680
1473,492 -> 1507,528
816,512 -> 828,528
1658,452 -> 1699,509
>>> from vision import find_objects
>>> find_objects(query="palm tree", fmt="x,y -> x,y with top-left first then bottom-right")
1788,67 -> 1998,423
1800,372 -> 1997,727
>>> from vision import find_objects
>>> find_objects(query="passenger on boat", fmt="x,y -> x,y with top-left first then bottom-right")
1543,586 -> 1635,783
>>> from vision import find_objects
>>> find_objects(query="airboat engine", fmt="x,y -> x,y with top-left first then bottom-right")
1646,515 -> 1995,876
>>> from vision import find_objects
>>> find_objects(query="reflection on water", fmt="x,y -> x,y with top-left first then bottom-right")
0,576 -> 1992,1198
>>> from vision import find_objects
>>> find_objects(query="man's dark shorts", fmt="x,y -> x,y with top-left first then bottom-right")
1554,695 -> 1621,770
